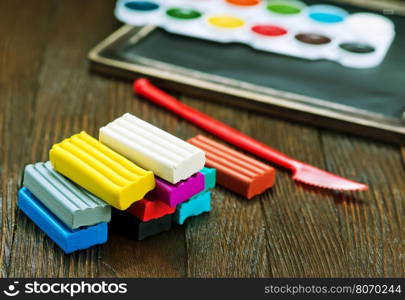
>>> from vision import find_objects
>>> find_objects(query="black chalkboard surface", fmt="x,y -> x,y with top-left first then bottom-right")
89,0 -> 405,143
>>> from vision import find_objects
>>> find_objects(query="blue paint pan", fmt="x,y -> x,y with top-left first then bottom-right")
308,5 -> 348,24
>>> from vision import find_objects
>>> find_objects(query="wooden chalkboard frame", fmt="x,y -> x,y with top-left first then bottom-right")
88,1 -> 405,144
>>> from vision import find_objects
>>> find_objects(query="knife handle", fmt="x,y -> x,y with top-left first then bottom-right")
133,78 -> 297,170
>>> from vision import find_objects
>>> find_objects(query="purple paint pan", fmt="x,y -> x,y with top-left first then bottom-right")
146,172 -> 204,207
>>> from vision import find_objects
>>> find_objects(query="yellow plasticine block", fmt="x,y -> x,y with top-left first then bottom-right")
49,131 -> 155,210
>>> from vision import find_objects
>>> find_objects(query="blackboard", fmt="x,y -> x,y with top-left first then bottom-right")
89,0 -> 405,143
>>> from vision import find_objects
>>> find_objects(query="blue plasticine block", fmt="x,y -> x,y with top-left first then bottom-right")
18,187 -> 107,254
174,191 -> 211,225
200,167 -> 216,191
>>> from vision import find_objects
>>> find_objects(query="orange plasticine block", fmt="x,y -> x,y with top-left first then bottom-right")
188,135 -> 275,199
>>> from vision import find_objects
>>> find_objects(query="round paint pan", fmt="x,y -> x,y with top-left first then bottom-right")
166,7 -> 203,21
123,0 -> 160,11
251,24 -> 288,37
293,32 -> 334,61
226,0 -> 261,7
339,42 -> 375,54
338,41 -> 380,69
224,0 -> 263,18
164,6 -> 205,35
205,14 -> 248,43
115,0 -> 162,25
266,0 -> 306,16
295,32 -> 332,45
250,24 -> 290,52
308,4 -> 348,24
207,15 -> 246,29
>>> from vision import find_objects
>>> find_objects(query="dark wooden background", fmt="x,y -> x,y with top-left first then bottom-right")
1,0 -> 405,278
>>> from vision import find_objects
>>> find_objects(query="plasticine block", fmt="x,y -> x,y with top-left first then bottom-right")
127,198 -> 175,222
23,161 -> 111,229
18,187 -> 107,254
112,209 -> 172,240
146,172 -> 204,207
188,135 -> 275,199
173,191 -> 211,225
200,167 -> 216,191
135,214 -> 172,240
49,131 -> 155,210
134,214 -> 172,240
99,113 -> 205,184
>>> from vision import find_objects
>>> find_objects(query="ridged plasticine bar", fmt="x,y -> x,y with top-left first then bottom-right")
127,198 -> 175,222
18,187 -> 108,254
23,161 -> 111,229
146,172 -> 205,207
49,131 -> 155,210
188,135 -> 275,199
99,113 -> 205,184
173,191 -> 211,225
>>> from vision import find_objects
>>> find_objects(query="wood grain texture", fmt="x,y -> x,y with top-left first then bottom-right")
321,133 -> 405,277
99,80 -> 188,278
1,0 -> 405,278
178,97 -> 271,278
4,0 -> 119,278
0,0 -> 54,277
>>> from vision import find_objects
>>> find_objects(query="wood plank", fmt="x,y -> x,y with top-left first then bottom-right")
245,111 -> 343,277
179,96 -> 273,277
321,132 -> 405,277
0,0 -> 54,277
4,0 -> 186,278
6,0 -> 117,277
190,98 -> 405,277
7,0 -> 120,277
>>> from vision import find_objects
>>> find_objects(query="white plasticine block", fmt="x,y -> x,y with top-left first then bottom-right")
23,162 -> 111,229
99,113 -> 205,184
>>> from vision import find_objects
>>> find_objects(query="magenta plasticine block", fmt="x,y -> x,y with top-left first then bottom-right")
146,172 -> 204,207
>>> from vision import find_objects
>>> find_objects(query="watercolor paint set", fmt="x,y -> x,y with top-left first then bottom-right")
19,112 -> 277,253
114,0 -> 395,68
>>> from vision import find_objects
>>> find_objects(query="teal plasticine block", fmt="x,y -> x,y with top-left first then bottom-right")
23,161 -> 111,229
200,167 -> 216,191
173,191 -> 211,225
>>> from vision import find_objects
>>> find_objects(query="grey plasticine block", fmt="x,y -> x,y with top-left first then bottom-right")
23,161 -> 111,229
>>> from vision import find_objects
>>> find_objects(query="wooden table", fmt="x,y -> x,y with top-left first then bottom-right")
1,0 -> 404,278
